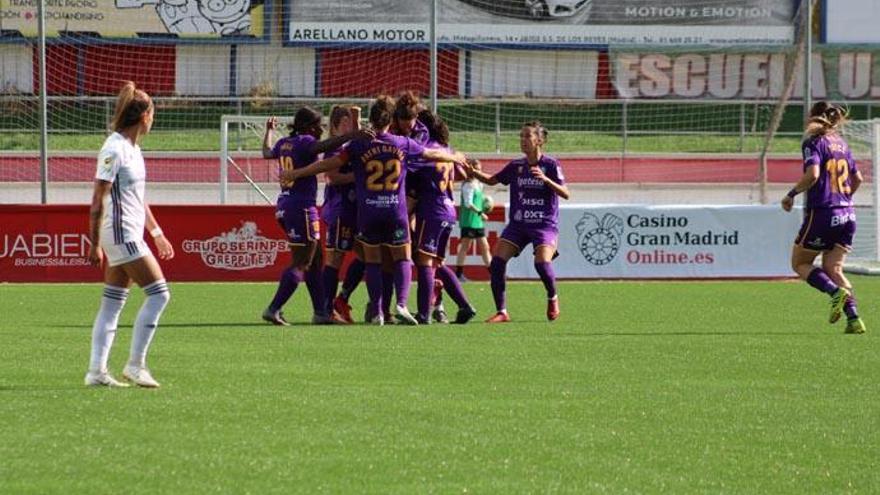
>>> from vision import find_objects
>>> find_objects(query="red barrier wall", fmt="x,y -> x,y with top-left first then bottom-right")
0,205 -> 504,283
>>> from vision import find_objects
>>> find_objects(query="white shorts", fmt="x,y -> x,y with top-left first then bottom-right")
101,238 -> 152,267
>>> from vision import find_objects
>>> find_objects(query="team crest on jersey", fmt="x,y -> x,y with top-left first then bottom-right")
394,228 -> 406,240
576,212 -> 624,266
182,221 -> 287,271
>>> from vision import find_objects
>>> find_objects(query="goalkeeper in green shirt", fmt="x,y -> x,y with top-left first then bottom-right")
455,160 -> 492,281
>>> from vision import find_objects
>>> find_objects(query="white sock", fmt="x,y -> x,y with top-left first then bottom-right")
129,279 -> 170,368
88,285 -> 129,373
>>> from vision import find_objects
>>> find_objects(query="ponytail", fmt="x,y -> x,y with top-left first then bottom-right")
110,81 -> 152,132
805,101 -> 847,137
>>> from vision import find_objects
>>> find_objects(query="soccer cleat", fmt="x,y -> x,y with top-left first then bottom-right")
394,305 -> 419,326
122,365 -> 160,388
84,371 -> 129,388
845,317 -> 866,334
457,273 -> 469,283
547,296 -> 560,321
485,311 -> 511,323
432,303 -> 450,324
364,307 -> 384,326
262,308 -> 290,326
453,306 -> 477,325
829,288 -> 851,324
312,312 -> 348,325
415,314 -> 431,325
333,296 -> 354,324
383,311 -> 395,325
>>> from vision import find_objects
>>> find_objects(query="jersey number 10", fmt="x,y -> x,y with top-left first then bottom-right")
825,158 -> 851,194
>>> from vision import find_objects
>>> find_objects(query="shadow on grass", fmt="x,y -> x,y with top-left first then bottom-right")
52,323 -> 269,329
559,331 -> 811,337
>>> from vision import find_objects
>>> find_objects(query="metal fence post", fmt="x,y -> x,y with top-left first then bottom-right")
495,101 -> 501,154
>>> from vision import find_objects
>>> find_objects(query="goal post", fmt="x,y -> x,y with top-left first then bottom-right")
841,118 -> 880,268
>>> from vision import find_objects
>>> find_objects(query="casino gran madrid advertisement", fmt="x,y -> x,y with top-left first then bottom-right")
284,0 -> 794,47
0,0 -> 266,40
504,205 -> 801,279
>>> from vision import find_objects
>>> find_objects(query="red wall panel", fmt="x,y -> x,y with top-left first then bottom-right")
35,44 -> 175,95
319,48 -> 459,97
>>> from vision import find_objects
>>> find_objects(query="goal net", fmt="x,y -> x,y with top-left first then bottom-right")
0,0 -> 820,207
841,119 -> 880,268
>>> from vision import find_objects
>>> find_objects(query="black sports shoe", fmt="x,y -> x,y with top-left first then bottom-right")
453,306 -> 477,324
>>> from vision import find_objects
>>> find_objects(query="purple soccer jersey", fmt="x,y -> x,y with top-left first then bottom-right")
320,146 -> 356,223
270,133 -> 319,206
340,132 -> 425,245
410,119 -> 430,146
408,141 -> 457,223
802,133 -> 858,209
493,155 -> 565,230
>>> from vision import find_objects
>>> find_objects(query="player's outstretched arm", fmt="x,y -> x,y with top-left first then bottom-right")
326,169 -> 354,186
312,128 -> 374,155
422,148 -> 466,164
282,155 -> 346,182
781,165 -> 819,212
463,160 -> 499,186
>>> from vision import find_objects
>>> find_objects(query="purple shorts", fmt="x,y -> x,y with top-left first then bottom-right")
499,222 -> 558,254
357,213 -> 410,247
414,217 -> 454,259
795,207 -> 856,252
324,214 -> 357,251
277,203 -> 320,246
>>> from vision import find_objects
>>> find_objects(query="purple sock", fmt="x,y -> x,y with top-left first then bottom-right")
534,262 -> 558,299
340,259 -> 365,302
436,264 -> 470,309
382,271 -> 394,316
394,260 -> 413,308
323,266 -> 340,313
365,263 -> 383,316
489,257 -> 507,312
269,267 -> 303,312
844,289 -> 859,319
305,261 -> 325,316
806,268 -> 839,295
416,264 -> 435,320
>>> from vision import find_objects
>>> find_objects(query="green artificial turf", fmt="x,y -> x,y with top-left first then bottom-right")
1,279 -> 878,493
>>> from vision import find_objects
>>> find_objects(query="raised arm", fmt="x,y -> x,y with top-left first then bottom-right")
262,117 -> 278,159
281,154 -> 347,183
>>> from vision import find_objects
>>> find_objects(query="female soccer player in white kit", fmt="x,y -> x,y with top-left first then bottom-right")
85,81 -> 174,388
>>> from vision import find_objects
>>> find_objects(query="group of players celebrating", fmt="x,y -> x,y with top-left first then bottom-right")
85,81 -> 867,389
260,91 -> 569,326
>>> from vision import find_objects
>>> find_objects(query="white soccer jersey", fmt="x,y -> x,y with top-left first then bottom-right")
95,132 -> 147,246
